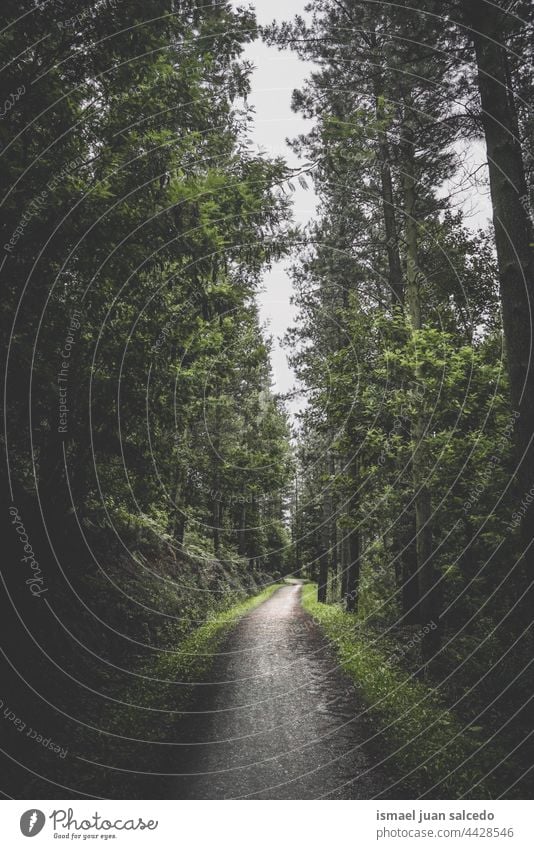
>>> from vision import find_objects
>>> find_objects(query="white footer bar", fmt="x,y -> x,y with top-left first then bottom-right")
2,800 -> 530,848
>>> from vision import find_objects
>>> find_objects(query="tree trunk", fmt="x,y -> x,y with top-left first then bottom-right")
399,509 -> 420,624
373,70 -> 404,310
465,0 -> 534,603
317,473 -> 330,603
294,473 -> 302,576
317,549 -> 329,603
402,119 -> 441,666
172,507 -> 186,547
345,523 -> 360,613
329,454 -> 339,597
238,501 -> 247,557
169,438 -> 188,546
340,532 -> 349,601
343,456 -> 361,612
213,500 -> 221,558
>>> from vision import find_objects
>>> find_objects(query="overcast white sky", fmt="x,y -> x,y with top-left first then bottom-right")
236,0 -> 316,413
236,0 -> 493,414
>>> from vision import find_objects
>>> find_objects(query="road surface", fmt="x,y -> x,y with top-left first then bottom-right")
168,584 -> 395,799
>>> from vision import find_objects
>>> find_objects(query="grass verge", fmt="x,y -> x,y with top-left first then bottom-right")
98,582 -> 283,740
74,582 -> 283,796
141,581 -> 283,713
301,583 -> 496,798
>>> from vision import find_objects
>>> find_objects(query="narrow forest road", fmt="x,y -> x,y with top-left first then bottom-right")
169,584 -> 393,799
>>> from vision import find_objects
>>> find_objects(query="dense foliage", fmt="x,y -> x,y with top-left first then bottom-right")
1,0 -> 293,797
267,0 -> 534,796
1,0 -> 533,800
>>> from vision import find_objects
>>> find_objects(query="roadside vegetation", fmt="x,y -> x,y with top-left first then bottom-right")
2,0 -> 533,800
302,584 -> 513,799
75,583 -> 283,798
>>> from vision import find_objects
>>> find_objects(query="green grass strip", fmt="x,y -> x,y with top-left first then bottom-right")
76,583 -> 284,797
301,584 -> 495,798
153,582 -> 283,687
111,582 -> 284,736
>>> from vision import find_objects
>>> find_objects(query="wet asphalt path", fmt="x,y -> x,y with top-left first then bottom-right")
169,584 -> 392,799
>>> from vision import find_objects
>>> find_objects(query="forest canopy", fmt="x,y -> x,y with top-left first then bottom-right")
1,0 -> 533,801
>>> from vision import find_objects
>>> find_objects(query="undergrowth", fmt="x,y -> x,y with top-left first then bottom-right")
73,582 -> 283,797
301,584 -> 500,799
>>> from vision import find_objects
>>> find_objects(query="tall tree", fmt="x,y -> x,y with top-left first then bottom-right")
459,0 -> 534,607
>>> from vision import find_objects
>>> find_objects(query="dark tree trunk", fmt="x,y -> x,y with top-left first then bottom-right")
213,500 -> 221,558
329,454 -> 339,596
345,524 -> 360,613
173,511 -> 186,547
373,69 -> 404,310
340,533 -> 349,601
399,511 -> 420,625
317,549 -> 329,603
169,447 -> 188,546
343,456 -> 361,612
237,501 -> 247,557
464,0 -> 534,604
294,474 -> 302,575
402,118 -> 441,666
317,478 -> 331,603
